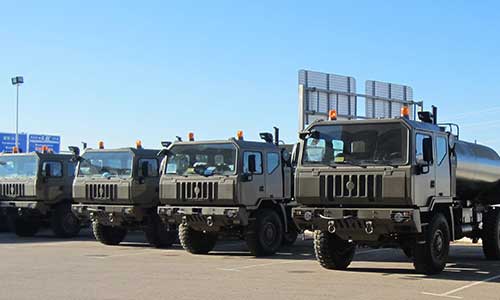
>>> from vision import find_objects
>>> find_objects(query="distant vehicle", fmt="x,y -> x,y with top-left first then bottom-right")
292,107 -> 500,274
157,129 -> 299,256
0,148 -> 80,237
71,141 -> 177,247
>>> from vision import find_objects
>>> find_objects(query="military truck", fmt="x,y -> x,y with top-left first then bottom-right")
0,148 -> 80,237
157,129 -> 298,256
71,141 -> 177,247
292,107 -> 500,274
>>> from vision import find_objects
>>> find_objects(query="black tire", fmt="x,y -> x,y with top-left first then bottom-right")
144,214 -> 178,248
178,223 -> 218,254
313,230 -> 356,270
51,203 -> 81,238
92,222 -> 127,246
246,209 -> 284,256
482,209 -> 500,260
413,214 -> 450,275
9,216 -> 40,237
282,223 -> 299,246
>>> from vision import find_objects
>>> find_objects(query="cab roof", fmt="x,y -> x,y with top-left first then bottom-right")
82,147 -> 159,156
0,152 -> 72,159
306,117 -> 442,133
170,138 -> 284,151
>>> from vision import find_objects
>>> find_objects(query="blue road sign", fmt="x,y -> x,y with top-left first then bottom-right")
28,134 -> 61,153
0,132 -> 28,153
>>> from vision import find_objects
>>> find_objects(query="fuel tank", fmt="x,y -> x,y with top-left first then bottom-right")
454,140 -> 500,204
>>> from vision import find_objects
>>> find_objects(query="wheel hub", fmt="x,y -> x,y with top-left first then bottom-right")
263,222 -> 277,245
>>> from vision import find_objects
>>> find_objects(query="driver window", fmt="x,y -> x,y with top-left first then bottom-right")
304,139 -> 326,162
243,151 -> 262,174
42,161 -> 62,177
436,137 -> 447,166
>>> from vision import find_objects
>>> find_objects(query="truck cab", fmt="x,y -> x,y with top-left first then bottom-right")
71,141 -> 176,247
157,130 -> 297,256
0,150 -> 80,238
293,108 -> 500,274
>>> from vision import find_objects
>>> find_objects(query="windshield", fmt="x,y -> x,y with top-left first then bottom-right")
78,151 -> 133,178
302,123 -> 408,166
166,143 -> 237,176
0,155 -> 38,178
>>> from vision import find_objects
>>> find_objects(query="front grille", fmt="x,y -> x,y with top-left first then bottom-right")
0,183 -> 25,197
319,174 -> 383,201
177,182 -> 218,201
85,184 -> 118,200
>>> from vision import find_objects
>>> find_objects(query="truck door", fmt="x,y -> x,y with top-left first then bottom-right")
240,151 -> 266,206
413,132 -> 436,207
434,134 -> 451,197
265,152 -> 282,198
41,161 -> 65,200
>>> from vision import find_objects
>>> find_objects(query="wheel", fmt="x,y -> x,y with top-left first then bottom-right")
178,223 -> 218,254
313,230 -> 356,270
246,209 -> 284,256
51,203 -> 81,238
282,223 -> 299,246
144,214 -> 178,248
8,216 -> 40,237
482,209 -> 500,260
413,213 -> 450,275
92,222 -> 127,246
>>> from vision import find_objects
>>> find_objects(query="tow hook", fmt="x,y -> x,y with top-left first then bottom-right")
365,221 -> 374,235
207,216 -> 214,227
327,220 -> 336,233
181,216 -> 187,225
17,208 -> 23,216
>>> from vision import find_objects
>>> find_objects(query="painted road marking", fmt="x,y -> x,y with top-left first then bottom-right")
422,274 -> 500,299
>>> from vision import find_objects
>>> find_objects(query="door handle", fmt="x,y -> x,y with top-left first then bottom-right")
259,186 -> 264,192
430,180 -> 435,188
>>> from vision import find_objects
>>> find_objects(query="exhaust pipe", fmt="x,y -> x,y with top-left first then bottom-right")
273,127 -> 279,146
327,220 -> 336,233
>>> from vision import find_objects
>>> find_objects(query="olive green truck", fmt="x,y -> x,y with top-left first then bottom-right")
71,142 -> 177,247
157,129 -> 299,256
0,151 -> 80,237
292,107 -> 500,274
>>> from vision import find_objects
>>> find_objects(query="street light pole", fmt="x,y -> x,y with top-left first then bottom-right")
11,76 -> 24,152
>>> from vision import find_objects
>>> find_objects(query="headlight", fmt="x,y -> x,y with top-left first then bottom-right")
304,211 -> 313,221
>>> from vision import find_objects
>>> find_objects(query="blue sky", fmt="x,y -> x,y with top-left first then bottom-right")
1,0 -> 500,151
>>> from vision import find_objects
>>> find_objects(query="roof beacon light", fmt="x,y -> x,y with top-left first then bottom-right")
401,106 -> 410,119
237,130 -> 244,140
136,140 -> 142,149
12,146 -> 19,153
42,145 -> 49,153
328,109 -> 337,121
98,141 -> 105,149
188,132 -> 195,142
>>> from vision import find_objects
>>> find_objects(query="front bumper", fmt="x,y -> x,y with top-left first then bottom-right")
292,207 -> 421,241
72,204 -> 149,226
0,200 -> 47,215
157,206 -> 249,231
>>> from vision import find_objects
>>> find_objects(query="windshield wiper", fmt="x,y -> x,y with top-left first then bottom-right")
363,160 -> 399,167
339,160 -> 367,168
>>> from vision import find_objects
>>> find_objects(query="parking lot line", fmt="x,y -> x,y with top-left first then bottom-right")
422,274 -> 500,299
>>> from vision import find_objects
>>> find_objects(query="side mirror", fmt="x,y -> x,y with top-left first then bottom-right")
140,161 -> 150,177
68,146 -> 81,162
423,137 -> 433,163
298,130 -> 320,140
248,154 -> 256,174
42,163 -> 52,177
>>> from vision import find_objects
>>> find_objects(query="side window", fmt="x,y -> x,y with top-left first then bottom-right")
267,152 -> 280,174
138,158 -> 159,177
67,162 -> 76,177
42,161 -> 63,177
415,133 -> 432,164
436,137 -> 448,166
243,151 -> 263,174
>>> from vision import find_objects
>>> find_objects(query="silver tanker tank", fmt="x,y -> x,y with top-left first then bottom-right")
454,140 -> 500,204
